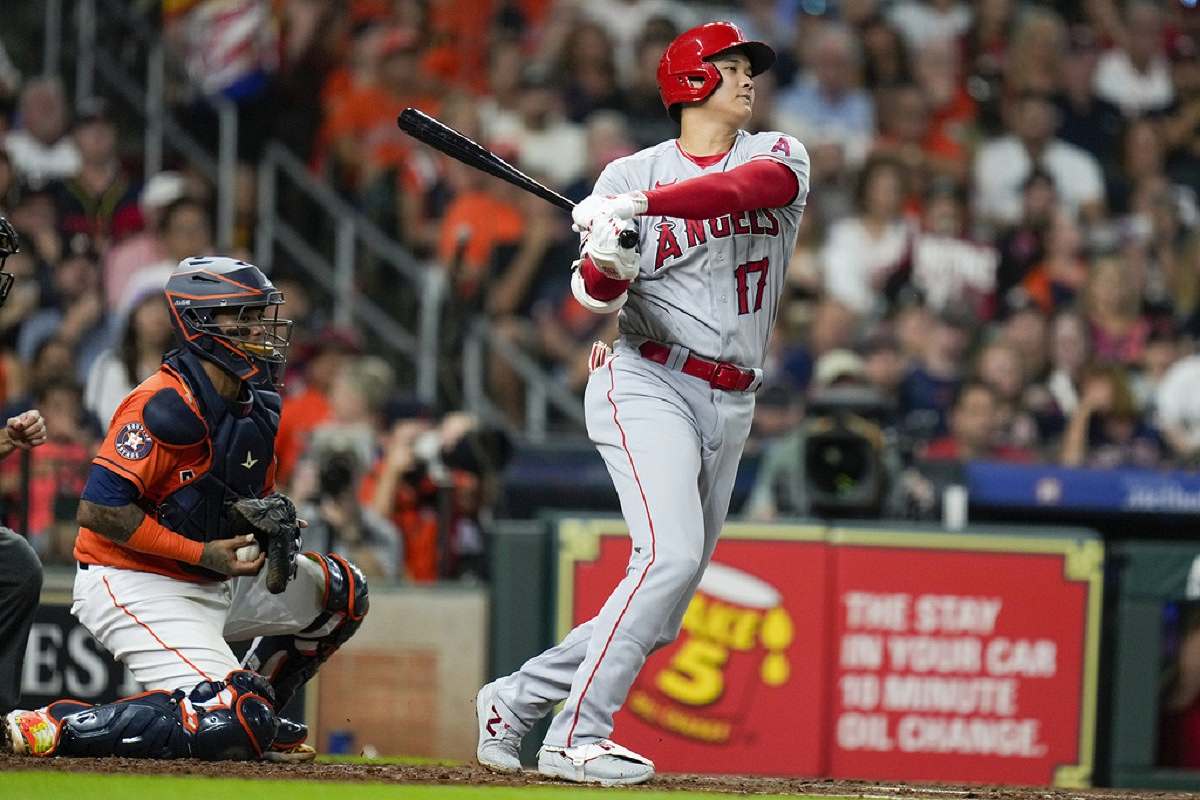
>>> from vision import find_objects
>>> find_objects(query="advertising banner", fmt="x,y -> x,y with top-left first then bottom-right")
827,528 -> 1103,787
554,519 -> 1102,787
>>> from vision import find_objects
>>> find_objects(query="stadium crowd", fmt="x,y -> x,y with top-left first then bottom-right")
0,0 -> 1198,572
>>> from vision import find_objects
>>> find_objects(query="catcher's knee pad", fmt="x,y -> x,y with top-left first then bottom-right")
51,670 -> 277,760
243,552 -> 369,709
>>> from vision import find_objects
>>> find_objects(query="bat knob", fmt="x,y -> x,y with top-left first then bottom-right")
618,229 -> 638,250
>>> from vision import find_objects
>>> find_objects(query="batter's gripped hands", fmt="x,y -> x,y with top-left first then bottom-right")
582,213 -> 640,281
571,191 -> 648,233
6,409 -> 47,450
200,535 -> 265,577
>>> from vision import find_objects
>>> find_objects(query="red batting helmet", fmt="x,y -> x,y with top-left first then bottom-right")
657,22 -> 775,119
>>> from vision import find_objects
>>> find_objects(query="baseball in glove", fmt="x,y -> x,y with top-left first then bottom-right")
227,493 -> 302,594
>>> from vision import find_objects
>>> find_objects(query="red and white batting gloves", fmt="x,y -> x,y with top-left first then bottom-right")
572,191 -> 648,232
582,214 -> 639,281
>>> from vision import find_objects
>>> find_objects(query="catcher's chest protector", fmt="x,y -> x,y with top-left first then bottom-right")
152,350 -> 281,553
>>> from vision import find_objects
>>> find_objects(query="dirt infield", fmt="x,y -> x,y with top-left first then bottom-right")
1,754 -> 1198,799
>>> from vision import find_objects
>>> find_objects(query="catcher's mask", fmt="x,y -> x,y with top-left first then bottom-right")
0,216 -> 19,305
165,256 -> 293,387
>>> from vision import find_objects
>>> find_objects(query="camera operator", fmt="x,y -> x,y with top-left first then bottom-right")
366,411 -> 511,582
297,428 -> 402,580
747,350 -> 907,521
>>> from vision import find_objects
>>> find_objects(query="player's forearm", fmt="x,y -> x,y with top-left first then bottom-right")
0,430 -> 14,460
78,499 -> 204,564
642,160 -> 798,219
78,499 -> 144,543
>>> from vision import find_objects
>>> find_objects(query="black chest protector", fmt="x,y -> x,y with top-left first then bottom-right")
148,350 -> 281,550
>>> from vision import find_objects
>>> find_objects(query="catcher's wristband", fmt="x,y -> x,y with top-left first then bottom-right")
126,515 -> 204,565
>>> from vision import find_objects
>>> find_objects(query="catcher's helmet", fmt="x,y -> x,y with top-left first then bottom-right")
657,22 -> 775,120
165,256 -> 293,387
0,216 -> 18,306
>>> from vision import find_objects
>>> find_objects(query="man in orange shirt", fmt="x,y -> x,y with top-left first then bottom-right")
3,257 -> 369,762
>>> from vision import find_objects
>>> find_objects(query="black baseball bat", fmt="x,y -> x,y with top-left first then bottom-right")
397,108 -> 637,250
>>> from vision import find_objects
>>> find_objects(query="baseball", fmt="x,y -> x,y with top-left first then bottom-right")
235,542 -> 261,562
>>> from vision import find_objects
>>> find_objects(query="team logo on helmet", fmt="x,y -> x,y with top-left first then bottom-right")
115,422 -> 154,460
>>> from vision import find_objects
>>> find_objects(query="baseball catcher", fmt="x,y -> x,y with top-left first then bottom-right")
3,257 -> 369,762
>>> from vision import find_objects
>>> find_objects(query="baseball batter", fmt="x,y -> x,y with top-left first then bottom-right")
477,22 -> 809,785
3,257 -> 369,762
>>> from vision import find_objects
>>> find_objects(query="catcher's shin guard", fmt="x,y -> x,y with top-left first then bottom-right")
243,552 -> 369,708
16,670 -> 278,760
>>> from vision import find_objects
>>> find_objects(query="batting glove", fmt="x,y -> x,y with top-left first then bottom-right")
572,191 -> 648,233
583,214 -> 640,281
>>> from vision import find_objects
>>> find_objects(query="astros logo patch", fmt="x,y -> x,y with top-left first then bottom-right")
115,422 -> 153,460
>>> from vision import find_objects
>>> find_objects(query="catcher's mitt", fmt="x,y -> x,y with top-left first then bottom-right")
227,493 -> 301,594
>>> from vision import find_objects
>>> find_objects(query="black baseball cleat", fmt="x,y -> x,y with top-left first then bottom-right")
265,717 -> 315,763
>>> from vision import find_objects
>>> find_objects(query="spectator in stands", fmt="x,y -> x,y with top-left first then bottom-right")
974,90 -> 1106,228
921,381 -> 1033,462
102,172 -> 185,308
16,234 -> 106,383
437,157 -> 525,304
860,331 -> 906,397
912,38 -> 976,157
1000,303 -> 1050,392
275,327 -> 362,489
776,24 -> 875,176
1162,34 -> 1200,190
3,77 -> 78,188
994,168 -> 1057,304
486,191 -> 577,426
0,378 -> 97,558
485,66 -> 586,188
297,424 -> 402,581
1155,348 -> 1200,462
366,409 -> 507,581
324,26 -> 438,192
821,155 -> 911,317
1093,0 -> 1175,118
974,339 -> 1038,451
873,83 -> 968,195
963,0 -> 1016,134
886,0 -> 971,51
1086,255 -> 1150,366
52,98 -> 140,249
1003,7 -> 1065,96
1108,117 -> 1174,218
1061,363 -> 1165,468
83,286 -> 175,428
1018,208 -> 1089,315
117,197 -> 213,310
899,310 -> 971,437
557,22 -> 626,123
622,24 -> 681,147
910,181 -> 998,317
1054,29 -> 1124,167
859,16 -> 910,92
1041,309 -> 1092,420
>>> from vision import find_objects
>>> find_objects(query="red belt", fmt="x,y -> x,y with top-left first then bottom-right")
638,341 -> 757,392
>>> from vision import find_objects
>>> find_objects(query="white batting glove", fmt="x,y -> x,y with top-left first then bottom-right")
572,191 -> 648,233
583,213 -> 640,281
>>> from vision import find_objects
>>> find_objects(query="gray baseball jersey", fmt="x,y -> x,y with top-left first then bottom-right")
599,129 -> 810,369
487,131 -> 810,756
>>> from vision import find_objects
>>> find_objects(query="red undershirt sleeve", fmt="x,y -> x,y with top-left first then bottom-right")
579,255 -> 630,301
643,159 -> 799,219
